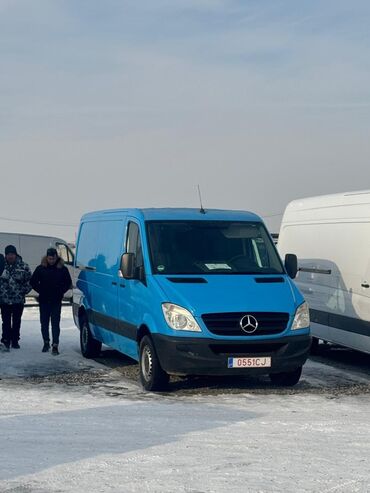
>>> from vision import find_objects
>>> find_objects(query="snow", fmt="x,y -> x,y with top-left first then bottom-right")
0,308 -> 369,492
0,307 -> 104,379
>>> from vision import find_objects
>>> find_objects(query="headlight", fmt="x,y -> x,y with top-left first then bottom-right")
292,302 -> 310,330
162,303 -> 202,332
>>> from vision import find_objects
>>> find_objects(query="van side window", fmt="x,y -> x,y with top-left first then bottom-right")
127,222 -> 144,269
56,243 -> 73,265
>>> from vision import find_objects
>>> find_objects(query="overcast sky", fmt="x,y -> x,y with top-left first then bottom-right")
1,0 -> 370,241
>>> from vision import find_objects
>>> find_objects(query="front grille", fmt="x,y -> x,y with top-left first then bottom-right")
202,312 -> 290,336
209,343 -> 286,355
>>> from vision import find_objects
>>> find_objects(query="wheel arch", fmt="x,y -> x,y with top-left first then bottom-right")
75,305 -> 88,330
137,324 -> 151,344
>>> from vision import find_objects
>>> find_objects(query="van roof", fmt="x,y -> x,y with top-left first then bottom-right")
0,231 -> 66,242
81,208 -> 262,222
282,189 -> 370,223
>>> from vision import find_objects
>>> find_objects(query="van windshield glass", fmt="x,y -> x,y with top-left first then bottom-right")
146,221 -> 284,275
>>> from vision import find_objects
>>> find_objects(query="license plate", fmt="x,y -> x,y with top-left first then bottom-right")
228,356 -> 271,368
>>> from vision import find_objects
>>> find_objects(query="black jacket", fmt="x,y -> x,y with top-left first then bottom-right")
30,256 -> 72,303
0,254 -> 4,277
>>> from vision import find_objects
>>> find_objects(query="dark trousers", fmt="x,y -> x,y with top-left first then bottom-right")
40,302 -> 62,345
1,303 -> 24,345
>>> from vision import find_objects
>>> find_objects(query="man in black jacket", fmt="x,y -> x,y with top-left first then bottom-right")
30,248 -> 72,355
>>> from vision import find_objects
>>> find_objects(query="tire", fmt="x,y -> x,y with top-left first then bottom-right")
139,335 -> 169,391
310,337 -> 320,355
269,366 -> 302,386
80,318 -> 102,358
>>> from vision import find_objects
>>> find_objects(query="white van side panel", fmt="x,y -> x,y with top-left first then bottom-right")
0,234 -> 21,257
19,235 -> 56,271
280,221 -> 370,318
310,322 -> 370,354
0,232 -> 74,301
310,323 -> 332,343
278,193 -> 370,354
0,233 -> 62,269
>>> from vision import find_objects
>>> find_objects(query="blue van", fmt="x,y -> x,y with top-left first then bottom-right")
73,208 -> 311,390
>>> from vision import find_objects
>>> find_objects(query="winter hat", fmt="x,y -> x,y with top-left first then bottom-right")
5,245 -> 17,255
47,247 -> 58,257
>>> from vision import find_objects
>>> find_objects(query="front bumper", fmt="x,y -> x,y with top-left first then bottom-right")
152,333 -> 311,376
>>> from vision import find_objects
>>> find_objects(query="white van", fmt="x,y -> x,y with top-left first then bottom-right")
0,232 -> 75,302
278,190 -> 370,355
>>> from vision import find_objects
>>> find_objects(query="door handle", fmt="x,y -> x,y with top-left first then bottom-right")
120,283 -> 125,288
361,282 -> 370,288
112,282 -> 117,286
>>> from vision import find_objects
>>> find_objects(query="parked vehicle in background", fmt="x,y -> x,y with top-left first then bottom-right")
73,208 -> 310,391
0,232 -> 75,302
278,190 -> 370,355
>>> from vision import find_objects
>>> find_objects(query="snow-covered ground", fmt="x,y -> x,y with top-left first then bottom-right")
0,308 -> 369,493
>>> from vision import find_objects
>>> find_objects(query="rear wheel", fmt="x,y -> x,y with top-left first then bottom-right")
269,366 -> 302,386
139,336 -> 169,391
80,318 -> 102,358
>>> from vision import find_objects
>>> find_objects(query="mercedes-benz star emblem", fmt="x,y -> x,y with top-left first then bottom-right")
240,315 -> 259,334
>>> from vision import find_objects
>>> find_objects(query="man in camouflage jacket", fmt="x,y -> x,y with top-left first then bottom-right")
0,245 -> 32,350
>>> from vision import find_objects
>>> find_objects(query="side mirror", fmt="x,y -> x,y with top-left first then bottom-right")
285,254 -> 298,279
120,253 -> 136,279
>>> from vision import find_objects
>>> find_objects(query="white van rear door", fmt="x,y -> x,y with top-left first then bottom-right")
356,255 -> 370,322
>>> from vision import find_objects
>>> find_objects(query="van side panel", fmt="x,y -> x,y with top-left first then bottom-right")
89,219 -> 134,356
92,220 -> 124,324
0,232 -> 73,302
74,221 -> 99,332
116,217 -> 157,360
0,234 -> 21,257
75,216 -> 141,360
279,199 -> 370,354
0,233 -> 65,272
19,235 -> 55,270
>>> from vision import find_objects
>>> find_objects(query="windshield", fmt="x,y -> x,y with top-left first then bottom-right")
146,221 -> 284,275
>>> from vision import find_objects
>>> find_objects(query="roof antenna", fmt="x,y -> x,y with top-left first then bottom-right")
197,185 -> 206,214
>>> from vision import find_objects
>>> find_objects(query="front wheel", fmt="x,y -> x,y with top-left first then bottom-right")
139,336 -> 169,391
269,366 -> 302,386
80,318 -> 102,358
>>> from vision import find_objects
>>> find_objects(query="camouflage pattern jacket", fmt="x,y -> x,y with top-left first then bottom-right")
0,256 -> 32,305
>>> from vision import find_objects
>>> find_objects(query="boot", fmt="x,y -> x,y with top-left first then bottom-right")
42,341 -> 50,352
52,344 -> 59,355
11,341 -> 20,349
